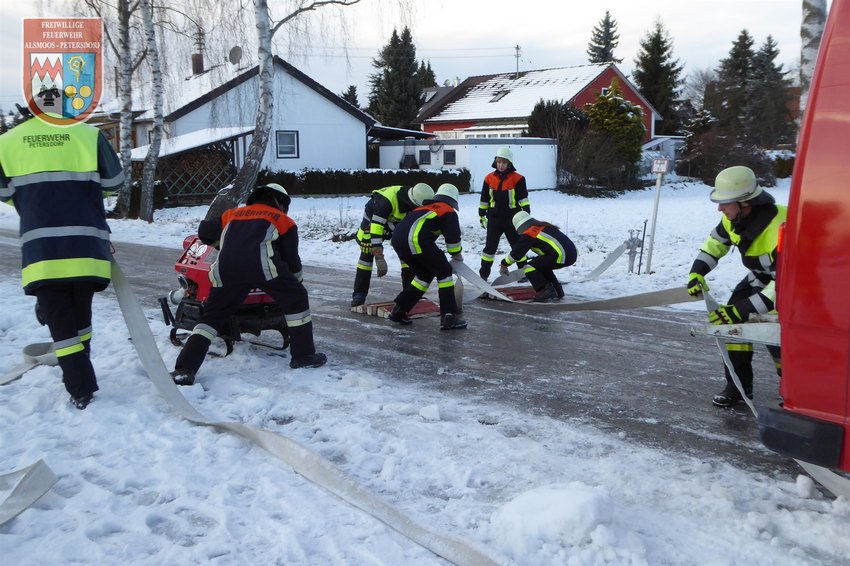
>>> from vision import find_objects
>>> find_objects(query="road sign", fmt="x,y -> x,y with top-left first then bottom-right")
651,158 -> 669,174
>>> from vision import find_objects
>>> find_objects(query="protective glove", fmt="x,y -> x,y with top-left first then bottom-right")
375,255 -> 388,277
687,273 -> 708,297
708,305 -> 744,325
451,252 -> 464,263
372,245 -> 384,257
359,239 -> 372,255
479,216 -> 488,229
499,264 -> 509,277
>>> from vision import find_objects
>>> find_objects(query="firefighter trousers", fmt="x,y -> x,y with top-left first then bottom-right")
480,213 -> 523,275
352,229 -> 413,299
176,275 -> 316,374
723,280 -> 782,393
394,247 -> 458,316
34,282 -> 101,399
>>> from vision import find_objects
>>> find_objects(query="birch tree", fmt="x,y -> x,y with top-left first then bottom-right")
206,0 -> 362,220
800,0 -> 827,116
138,0 -> 163,222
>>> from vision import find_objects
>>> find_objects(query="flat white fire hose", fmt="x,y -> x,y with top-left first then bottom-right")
1,259 -> 500,566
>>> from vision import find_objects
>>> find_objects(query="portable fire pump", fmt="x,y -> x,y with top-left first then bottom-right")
159,235 -> 290,356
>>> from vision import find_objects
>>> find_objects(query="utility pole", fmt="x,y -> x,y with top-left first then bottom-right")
514,45 -> 521,78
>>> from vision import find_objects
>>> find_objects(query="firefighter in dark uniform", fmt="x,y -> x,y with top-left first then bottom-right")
389,184 -> 467,330
500,211 -> 578,302
478,147 -> 531,281
0,111 -> 124,410
350,183 -> 434,307
171,184 -> 326,385
687,166 -> 785,407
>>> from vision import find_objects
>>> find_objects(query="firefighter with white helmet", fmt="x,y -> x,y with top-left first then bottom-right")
171,183 -> 326,384
477,147 -> 531,280
350,183 -> 434,307
499,211 -> 578,302
389,183 -> 467,330
687,166 -> 785,407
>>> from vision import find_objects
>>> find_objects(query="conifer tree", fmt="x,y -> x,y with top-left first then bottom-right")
418,61 -> 437,90
587,11 -> 623,64
710,29 -> 755,135
368,27 -> 423,128
632,19 -> 684,135
744,36 -> 794,147
585,79 -> 645,164
340,85 -> 359,107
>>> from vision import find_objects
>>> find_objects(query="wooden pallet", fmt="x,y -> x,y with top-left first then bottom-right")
484,285 -> 537,301
351,299 -> 440,319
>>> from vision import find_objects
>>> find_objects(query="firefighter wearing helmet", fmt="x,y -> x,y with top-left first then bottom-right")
171,183 -> 326,385
686,166 -> 786,407
477,147 -> 531,281
389,183 -> 467,330
350,182 -> 434,307
499,211 -> 578,302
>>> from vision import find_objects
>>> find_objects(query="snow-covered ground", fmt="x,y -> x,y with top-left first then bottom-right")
2,178 -> 849,565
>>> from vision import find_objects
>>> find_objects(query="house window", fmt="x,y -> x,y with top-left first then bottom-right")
418,150 -> 431,165
601,87 -> 610,96
276,130 -> 299,158
444,149 -> 456,165
490,91 -> 508,102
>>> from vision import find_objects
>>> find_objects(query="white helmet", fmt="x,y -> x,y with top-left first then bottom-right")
434,183 -> 460,209
247,183 -> 290,207
512,210 -> 532,232
408,182 -> 434,206
710,166 -> 763,204
495,147 -> 513,163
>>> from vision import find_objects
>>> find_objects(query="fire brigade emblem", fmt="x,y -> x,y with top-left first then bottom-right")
23,18 -> 103,125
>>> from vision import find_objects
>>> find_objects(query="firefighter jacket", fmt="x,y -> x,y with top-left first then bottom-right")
364,185 -> 417,249
502,222 -> 577,267
199,203 -> 303,287
0,116 -> 124,294
391,201 -> 462,257
690,201 -> 787,316
478,164 -> 530,219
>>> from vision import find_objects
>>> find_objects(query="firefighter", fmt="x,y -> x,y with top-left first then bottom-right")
171,184 -> 326,385
500,211 -> 578,302
350,183 -> 435,307
687,166 -> 785,407
0,110 -> 124,410
389,183 -> 467,330
478,147 -> 531,281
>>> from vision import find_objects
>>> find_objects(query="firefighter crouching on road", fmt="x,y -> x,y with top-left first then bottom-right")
351,183 -> 435,307
389,183 -> 467,330
0,110 -> 124,410
478,147 -> 531,281
687,166 -> 784,407
500,211 -> 578,302
171,184 -> 326,385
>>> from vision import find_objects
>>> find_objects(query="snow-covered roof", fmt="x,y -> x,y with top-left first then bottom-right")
130,127 -> 253,161
423,64 -> 610,123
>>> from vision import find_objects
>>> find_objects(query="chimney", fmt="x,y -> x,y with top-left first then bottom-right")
191,28 -> 205,75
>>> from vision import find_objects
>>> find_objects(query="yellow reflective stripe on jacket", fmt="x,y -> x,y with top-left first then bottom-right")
409,211 -> 437,255
22,258 -> 112,288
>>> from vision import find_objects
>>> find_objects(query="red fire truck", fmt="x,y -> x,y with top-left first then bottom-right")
755,0 -> 850,479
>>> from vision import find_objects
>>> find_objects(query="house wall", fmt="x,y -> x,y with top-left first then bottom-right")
379,138 -> 557,191
167,71 -> 367,171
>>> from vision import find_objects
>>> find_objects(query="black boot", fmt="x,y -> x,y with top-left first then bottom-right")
532,284 -> 557,302
388,305 -> 413,325
712,382 -> 752,407
69,393 -> 93,410
479,265 -> 491,281
290,352 -> 327,369
171,368 -> 196,386
440,312 -> 467,330
350,292 -> 366,307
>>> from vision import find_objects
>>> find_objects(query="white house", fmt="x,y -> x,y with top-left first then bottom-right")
379,137 -> 557,191
131,56 -> 377,171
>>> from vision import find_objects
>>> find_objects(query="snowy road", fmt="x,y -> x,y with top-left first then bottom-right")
0,228 -> 795,480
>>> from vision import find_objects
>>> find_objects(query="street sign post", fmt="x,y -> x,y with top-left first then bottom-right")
644,158 -> 670,274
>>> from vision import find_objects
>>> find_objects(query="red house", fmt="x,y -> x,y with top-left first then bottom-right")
416,63 -> 659,142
